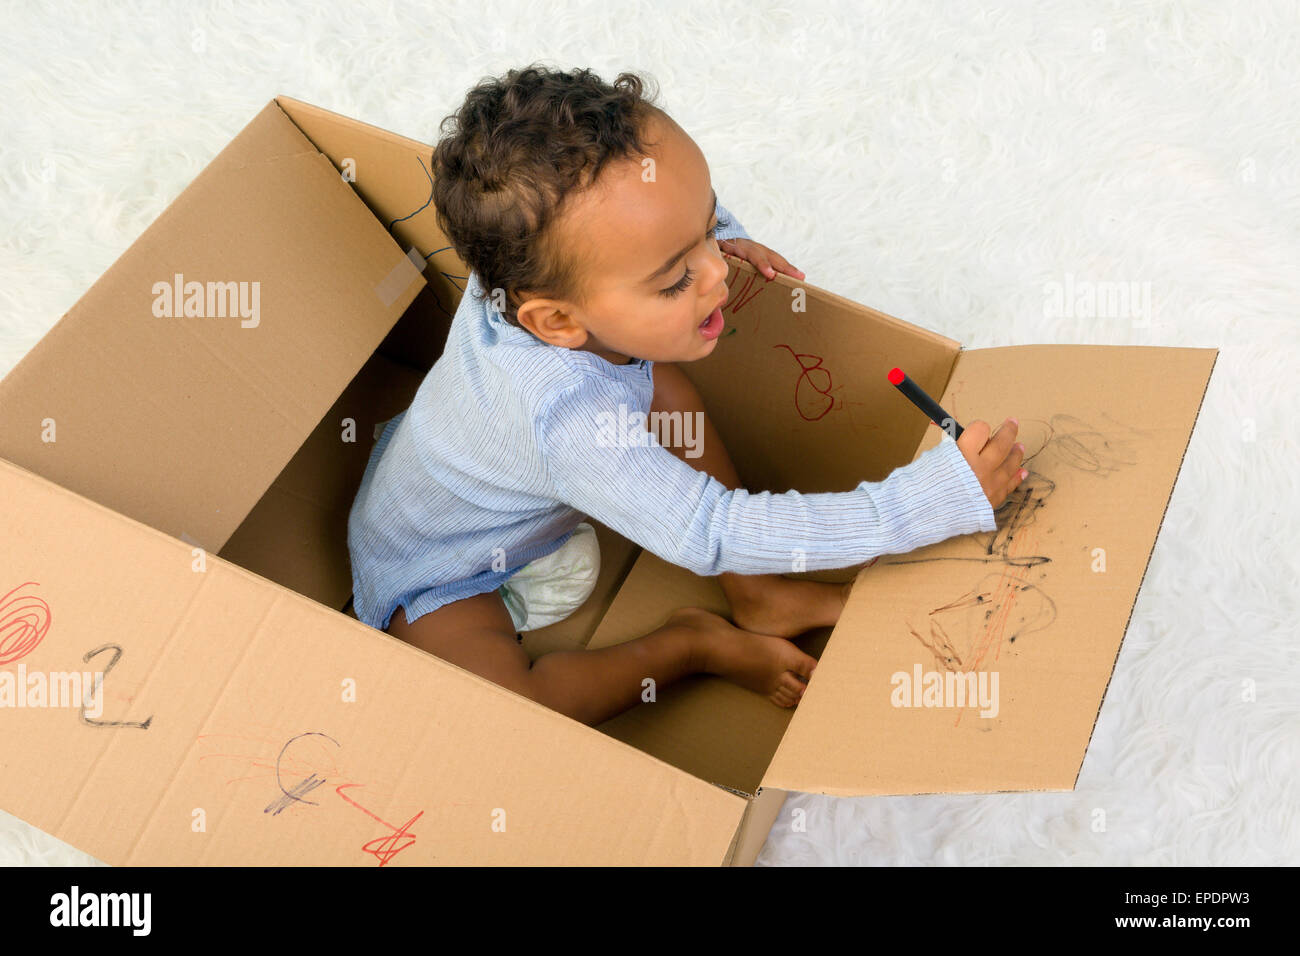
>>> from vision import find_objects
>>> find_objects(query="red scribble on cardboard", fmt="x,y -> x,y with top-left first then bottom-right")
773,344 -> 836,421
724,267 -> 770,330
198,728 -> 472,865
336,783 -> 424,866
0,582 -> 51,665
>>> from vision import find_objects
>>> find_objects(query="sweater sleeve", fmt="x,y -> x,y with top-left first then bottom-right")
713,196 -> 751,242
536,374 -> 997,576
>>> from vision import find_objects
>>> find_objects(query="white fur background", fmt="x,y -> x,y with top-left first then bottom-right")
1,0 -> 1296,866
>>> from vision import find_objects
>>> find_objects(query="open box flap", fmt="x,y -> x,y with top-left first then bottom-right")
275,94 -> 446,248
274,95 -> 469,372
0,100 -> 425,553
0,456 -> 747,865
763,344 -> 1218,796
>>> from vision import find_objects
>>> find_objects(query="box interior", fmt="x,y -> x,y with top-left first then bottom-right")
204,100 -> 963,798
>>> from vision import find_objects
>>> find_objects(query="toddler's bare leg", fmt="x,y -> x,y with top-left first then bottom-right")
648,362 -> 853,638
384,591 -> 816,726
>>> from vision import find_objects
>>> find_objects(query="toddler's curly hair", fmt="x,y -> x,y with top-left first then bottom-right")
430,63 -> 663,327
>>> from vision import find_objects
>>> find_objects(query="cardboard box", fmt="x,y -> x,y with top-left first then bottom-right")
0,96 -> 1216,865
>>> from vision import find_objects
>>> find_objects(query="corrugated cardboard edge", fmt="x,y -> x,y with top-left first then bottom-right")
733,259 -> 963,356
276,94 -> 435,156
725,786 -> 788,866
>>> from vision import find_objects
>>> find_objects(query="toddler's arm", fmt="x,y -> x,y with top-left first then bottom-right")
713,196 -> 751,243
536,376 -> 996,577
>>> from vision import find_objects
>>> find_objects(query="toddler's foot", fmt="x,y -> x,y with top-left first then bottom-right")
727,576 -> 854,640
668,607 -> 818,708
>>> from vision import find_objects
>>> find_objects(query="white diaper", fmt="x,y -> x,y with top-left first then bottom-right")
498,522 -> 601,633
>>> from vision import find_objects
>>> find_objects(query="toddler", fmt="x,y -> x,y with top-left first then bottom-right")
347,65 -> 1026,727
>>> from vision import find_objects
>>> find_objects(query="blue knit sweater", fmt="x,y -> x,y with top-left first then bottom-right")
347,199 -> 996,630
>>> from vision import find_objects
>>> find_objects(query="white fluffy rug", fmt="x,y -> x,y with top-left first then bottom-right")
2,0 -> 1296,866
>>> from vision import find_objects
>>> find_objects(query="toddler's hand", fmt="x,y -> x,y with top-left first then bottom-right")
718,237 -> 806,281
956,417 -> 1027,511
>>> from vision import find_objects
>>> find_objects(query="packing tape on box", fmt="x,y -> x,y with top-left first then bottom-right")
375,246 -> 426,308
179,531 -> 206,552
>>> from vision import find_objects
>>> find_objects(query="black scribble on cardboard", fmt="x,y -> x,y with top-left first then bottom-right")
876,411 -> 1140,701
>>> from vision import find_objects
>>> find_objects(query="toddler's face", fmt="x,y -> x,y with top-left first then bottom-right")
513,112 -> 730,365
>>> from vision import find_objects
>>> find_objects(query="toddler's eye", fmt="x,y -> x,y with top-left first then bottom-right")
658,216 -> 735,299
660,267 -> 695,299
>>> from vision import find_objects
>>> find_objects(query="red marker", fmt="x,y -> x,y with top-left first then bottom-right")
888,367 -> 963,439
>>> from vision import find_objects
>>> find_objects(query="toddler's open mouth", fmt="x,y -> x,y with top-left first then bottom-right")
699,304 -> 725,339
